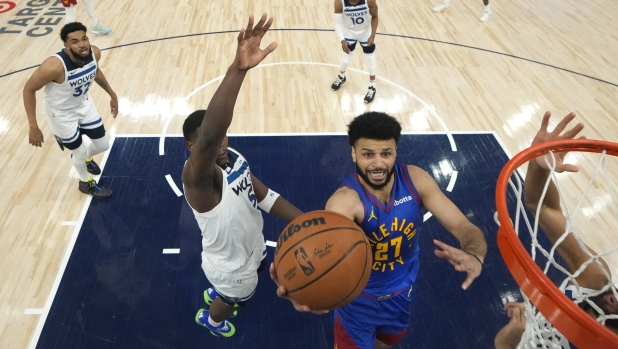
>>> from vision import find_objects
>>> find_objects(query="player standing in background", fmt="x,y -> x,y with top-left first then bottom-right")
23,22 -> 117,198
433,0 -> 492,22
62,0 -> 112,35
331,0 -> 379,104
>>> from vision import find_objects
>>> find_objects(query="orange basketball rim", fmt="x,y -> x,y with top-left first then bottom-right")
496,139 -> 618,349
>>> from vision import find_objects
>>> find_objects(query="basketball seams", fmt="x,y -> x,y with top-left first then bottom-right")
324,240 -> 372,310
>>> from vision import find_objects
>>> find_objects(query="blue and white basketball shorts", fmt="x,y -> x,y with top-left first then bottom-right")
43,97 -> 104,149
334,287 -> 413,349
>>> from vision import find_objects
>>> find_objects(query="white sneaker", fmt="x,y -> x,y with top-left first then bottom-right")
92,22 -> 112,35
479,11 -> 491,22
433,4 -> 450,12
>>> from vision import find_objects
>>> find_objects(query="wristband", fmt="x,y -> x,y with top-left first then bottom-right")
258,188 -> 280,213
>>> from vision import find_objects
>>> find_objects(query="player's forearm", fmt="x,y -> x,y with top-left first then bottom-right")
23,88 -> 39,129
524,161 -> 561,212
269,196 -> 304,222
458,224 -> 487,262
196,65 -> 247,146
94,70 -> 117,98
333,14 -> 344,42
371,16 -> 378,37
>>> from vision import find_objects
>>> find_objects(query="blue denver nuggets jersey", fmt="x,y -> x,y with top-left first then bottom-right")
341,164 -> 423,296
44,49 -> 97,109
342,0 -> 371,32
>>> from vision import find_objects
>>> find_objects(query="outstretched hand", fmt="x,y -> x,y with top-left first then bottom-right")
532,111 -> 585,173
433,239 -> 482,290
269,262 -> 329,315
234,13 -> 278,71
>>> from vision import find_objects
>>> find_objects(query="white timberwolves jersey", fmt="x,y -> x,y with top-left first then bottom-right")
186,147 -> 265,273
342,0 -> 371,32
44,49 -> 97,110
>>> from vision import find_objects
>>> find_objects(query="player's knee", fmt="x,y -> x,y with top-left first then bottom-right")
362,44 -> 376,54
92,136 -> 110,152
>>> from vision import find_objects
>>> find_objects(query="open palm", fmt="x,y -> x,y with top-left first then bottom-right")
532,111 -> 584,173
234,13 -> 278,71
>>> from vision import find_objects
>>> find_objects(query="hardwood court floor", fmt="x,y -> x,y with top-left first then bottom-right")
1,0 -> 617,347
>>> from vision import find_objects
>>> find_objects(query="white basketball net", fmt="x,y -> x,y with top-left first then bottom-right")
497,149 -> 618,349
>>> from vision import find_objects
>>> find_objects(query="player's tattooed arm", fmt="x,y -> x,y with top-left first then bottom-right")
92,46 -> 119,117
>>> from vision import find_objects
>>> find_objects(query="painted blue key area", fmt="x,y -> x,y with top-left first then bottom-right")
37,134 -> 548,349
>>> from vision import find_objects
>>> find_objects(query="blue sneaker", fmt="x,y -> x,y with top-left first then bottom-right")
195,309 -> 236,337
204,288 -> 238,317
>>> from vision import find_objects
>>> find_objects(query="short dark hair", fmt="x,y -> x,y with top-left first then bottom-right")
347,111 -> 402,146
60,22 -> 87,42
183,110 -> 206,142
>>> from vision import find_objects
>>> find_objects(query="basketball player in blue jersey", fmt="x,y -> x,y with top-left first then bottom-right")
331,0 -> 379,104
272,111 -> 488,348
23,22 -> 118,198
494,112 -> 618,349
181,14 -> 304,338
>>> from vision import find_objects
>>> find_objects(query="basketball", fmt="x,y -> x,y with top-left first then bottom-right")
273,210 -> 372,310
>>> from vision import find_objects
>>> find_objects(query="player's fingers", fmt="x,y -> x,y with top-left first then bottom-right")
553,112 -> 576,134
269,262 -> 280,284
260,16 -> 274,36
252,13 -> 267,36
244,15 -> 254,37
461,271 -> 477,290
237,28 -> 245,43
540,111 -> 552,131
558,164 -> 579,173
562,122 -> 584,139
261,42 -> 278,58
276,285 -> 288,298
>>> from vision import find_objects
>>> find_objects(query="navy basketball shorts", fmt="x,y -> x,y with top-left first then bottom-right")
334,287 -> 413,349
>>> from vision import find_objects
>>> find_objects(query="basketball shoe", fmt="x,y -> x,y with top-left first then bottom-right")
92,22 -> 112,35
195,309 -> 236,337
479,9 -> 492,22
78,178 -> 112,198
331,75 -> 346,91
433,3 -> 450,12
70,154 -> 101,175
364,86 -> 376,103
204,288 -> 238,317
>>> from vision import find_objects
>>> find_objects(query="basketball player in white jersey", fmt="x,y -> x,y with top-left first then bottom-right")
433,0 -> 492,22
62,0 -> 112,35
181,14 -> 303,338
494,112 -> 618,348
331,0 -> 379,104
23,22 -> 118,199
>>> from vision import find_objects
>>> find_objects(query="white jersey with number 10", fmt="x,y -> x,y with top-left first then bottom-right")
342,0 -> 371,32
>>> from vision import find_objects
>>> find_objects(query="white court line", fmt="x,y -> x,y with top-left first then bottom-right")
266,240 -> 277,247
446,171 -> 459,192
165,174 -> 183,197
24,309 -> 44,315
159,61 -> 458,155
163,248 -> 180,254
61,221 -> 77,226
423,212 -> 433,222
27,136 -> 116,349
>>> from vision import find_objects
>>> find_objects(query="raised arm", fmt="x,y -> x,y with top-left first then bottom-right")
409,165 -> 487,290
183,14 -> 277,186
23,57 -> 63,147
524,112 -> 610,287
92,46 -> 118,118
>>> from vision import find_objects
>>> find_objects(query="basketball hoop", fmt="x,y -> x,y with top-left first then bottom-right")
496,139 -> 618,349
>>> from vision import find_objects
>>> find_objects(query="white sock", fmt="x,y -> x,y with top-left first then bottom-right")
369,80 -> 375,88
208,316 -> 222,327
444,0 -> 452,7
64,5 -> 76,24
82,0 -> 99,25
339,72 -> 345,78
485,4 -> 491,12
